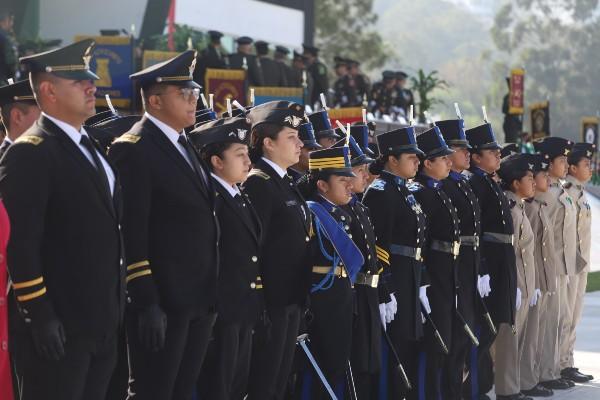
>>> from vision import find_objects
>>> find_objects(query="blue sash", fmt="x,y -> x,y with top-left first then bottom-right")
307,201 -> 364,285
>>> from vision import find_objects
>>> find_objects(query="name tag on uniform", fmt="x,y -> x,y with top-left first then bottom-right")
286,200 -> 298,207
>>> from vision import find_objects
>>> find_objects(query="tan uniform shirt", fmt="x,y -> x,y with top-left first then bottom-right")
506,191 -> 536,300
524,196 -> 557,293
565,175 -> 592,273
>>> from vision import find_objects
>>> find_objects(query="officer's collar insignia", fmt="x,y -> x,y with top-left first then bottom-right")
370,179 -> 386,191
284,115 -> 303,128
407,181 -> 422,192
426,178 -> 441,190
449,170 -> 464,181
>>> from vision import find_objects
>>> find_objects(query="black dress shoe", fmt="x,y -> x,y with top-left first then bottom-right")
559,378 -> 576,387
540,379 -> 570,390
561,367 -> 590,383
496,394 -> 527,400
522,384 -> 554,397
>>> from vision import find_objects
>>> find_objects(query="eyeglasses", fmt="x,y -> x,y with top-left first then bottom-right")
157,87 -> 201,102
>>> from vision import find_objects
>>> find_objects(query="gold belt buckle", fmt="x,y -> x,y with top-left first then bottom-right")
415,247 -> 422,261
452,241 -> 461,256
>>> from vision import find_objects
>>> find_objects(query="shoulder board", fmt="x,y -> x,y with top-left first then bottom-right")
248,168 -> 270,180
369,178 -> 386,191
113,133 -> 141,144
15,135 -> 43,145
406,181 -> 423,192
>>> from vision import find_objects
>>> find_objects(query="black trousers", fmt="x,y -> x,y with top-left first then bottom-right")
126,308 -> 216,400
246,303 -> 301,400
442,320 -> 471,400
387,337 -> 420,400
463,323 -> 496,399
11,330 -> 117,400
197,319 -> 254,400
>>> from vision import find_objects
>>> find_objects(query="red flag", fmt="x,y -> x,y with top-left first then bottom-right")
167,0 -> 176,51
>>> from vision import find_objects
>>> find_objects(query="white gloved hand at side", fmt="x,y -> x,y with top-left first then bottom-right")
477,274 -> 491,297
385,293 -> 398,323
516,287 -> 522,311
379,303 -> 387,330
419,286 -> 431,314
530,288 -> 542,307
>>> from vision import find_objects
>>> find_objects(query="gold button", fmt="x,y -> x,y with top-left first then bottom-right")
305,236 -> 310,242
250,282 -> 256,289
251,256 -> 258,262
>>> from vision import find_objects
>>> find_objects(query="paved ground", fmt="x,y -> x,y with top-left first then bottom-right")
588,190 -> 600,272
490,291 -> 600,399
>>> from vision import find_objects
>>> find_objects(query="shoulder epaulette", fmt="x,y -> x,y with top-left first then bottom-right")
15,135 -> 43,145
113,133 -> 141,144
369,178 -> 386,191
248,168 -> 270,180
407,181 -> 423,192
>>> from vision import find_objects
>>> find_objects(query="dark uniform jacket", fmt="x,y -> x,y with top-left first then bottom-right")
228,52 -> 264,87
242,159 -> 311,311
344,195 -> 385,373
259,56 -> 287,87
362,171 -> 427,340
108,116 -> 219,313
333,75 -> 360,107
442,171 -> 481,328
213,178 -> 263,324
194,45 -> 227,87
370,82 -> 398,115
467,167 -> 516,325
413,174 -> 461,351
0,115 -> 125,338
307,60 -> 329,105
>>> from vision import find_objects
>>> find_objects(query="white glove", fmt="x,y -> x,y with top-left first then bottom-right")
530,288 -> 542,307
516,287 -> 522,311
379,303 -> 387,330
477,274 -> 491,298
419,286 -> 431,314
385,293 -> 398,323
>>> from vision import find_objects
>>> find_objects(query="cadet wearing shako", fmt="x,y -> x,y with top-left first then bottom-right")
243,101 -> 312,400
495,154 -> 536,400
362,126 -> 429,400
109,50 -> 218,400
302,44 -> 329,107
520,154 -> 556,398
192,116 -> 264,399
533,137 -> 577,390
288,121 -> 321,184
562,142 -> 595,383
301,144 -> 364,398
413,125 -> 461,400
1,39 -> 125,400
335,129 -> 387,399
228,36 -> 264,87
464,122 -> 516,398
0,79 -> 40,158
308,109 -> 341,149
437,118 -> 482,400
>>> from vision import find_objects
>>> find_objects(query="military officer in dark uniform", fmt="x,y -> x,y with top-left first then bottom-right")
243,101 -> 312,400
228,36 -> 264,87
288,121 -> 321,184
0,79 -> 40,158
291,51 -> 314,104
108,50 -> 218,400
1,39 -> 125,400
394,71 -> 414,118
192,116 -> 264,399
332,57 -> 360,108
437,119 -> 482,400
413,126 -> 461,400
348,59 -> 370,106
308,109 -> 341,149
301,144 -> 363,399
369,71 -> 397,117
362,127 -> 429,400
464,122 -> 516,399
255,40 -> 287,87
274,45 -> 296,87
0,10 -> 17,84
194,30 -> 227,90
302,44 -> 329,107
336,130 -> 389,399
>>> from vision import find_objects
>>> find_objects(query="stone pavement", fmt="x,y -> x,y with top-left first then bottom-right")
490,292 -> 600,399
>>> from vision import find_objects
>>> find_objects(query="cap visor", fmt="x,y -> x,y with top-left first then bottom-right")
428,147 -> 455,158
478,142 -> 502,150
351,155 -> 375,166
304,141 -> 322,150
173,80 -> 202,89
54,69 -> 100,81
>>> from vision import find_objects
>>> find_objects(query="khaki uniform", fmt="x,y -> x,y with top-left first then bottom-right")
522,197 -> 558,388
563,175 -> 592,369
494,192 -> 536,395
537,177 -> 577,377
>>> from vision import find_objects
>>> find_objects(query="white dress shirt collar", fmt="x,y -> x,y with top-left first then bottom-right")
43,112 -> 90,143
145,112 -> 184,146
211,172 -> 241,197
261,156 -> 287,178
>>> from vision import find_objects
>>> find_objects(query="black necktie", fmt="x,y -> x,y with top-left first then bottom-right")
178,135 -> 208,187
0,140 -> 10,158
80,135 -> 111,199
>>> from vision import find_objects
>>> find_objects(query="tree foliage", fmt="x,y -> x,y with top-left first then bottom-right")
410,69 -> 449,122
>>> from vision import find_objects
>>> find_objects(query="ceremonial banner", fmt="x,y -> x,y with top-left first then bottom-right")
75,35 -> 134,108
509,68 -> 525,115
530,101 -> 550,139
328,107 -> 364,126
250,86 -> 303,106
581,117 -> 599,146
205,68 -> 246,114
142,50 -> 179,69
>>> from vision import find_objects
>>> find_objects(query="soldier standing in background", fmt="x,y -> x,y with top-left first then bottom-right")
228,36 -> 264,87
0,79 -> 40,158
255,41 -> 286,87
349,59 -> 370,106
274,46 -> 295,87
194,30 -> 227,89
303,44 -> 329,108
370,71 -> 397,117
0,10 -> 18,84
394,71 -> 414,118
